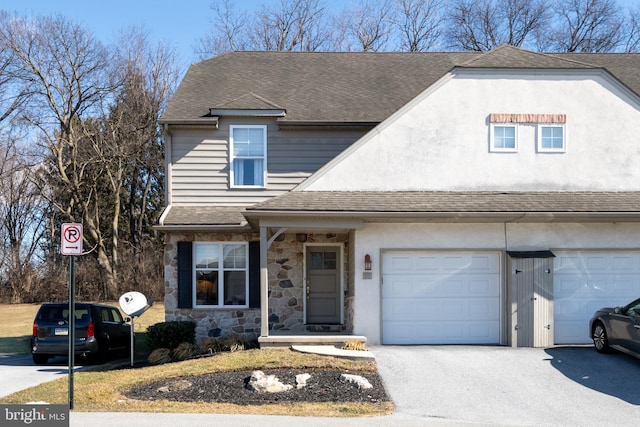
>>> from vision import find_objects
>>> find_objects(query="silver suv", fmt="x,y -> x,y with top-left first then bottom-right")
31,303 -> 130,364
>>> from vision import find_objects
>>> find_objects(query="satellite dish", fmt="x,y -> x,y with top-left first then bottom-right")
119,291 -> 149,317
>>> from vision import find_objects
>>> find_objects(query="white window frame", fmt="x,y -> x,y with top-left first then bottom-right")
490,123 -> 518,152
229,125 -> 267,188
537,124 -> 566,153
193,242 -> 249,308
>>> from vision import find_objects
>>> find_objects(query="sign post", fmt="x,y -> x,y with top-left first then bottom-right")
61,223 -> 83,410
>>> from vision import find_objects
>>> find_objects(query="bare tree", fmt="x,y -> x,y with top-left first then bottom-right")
0,11 -> 29,128
194,0 -> 251,59
197,0 -> 333,57
108,28 -> 178,297
341,0 -> 395,51
0,137 -> 46,302
0,14 -> 122,296
394,0 -> 446,51
540,0 -> 624,52
620,3 -> 640,52
251,0 -> 332,51
447,0 -> 548,51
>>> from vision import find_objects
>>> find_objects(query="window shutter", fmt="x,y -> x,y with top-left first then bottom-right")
177,242 -> 193,309
248,241 -> 261,308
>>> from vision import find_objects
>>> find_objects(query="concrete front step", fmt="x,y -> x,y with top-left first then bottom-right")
258,334 -> 367,348
291,345 -> 375,360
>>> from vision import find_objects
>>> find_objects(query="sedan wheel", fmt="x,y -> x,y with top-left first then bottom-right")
592,323 -> 610,353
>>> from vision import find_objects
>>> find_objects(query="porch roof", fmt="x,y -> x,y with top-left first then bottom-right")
244,191 -> 640,223
157,205 -> 250,230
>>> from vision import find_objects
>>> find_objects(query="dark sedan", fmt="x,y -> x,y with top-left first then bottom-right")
590,297 -> 640,359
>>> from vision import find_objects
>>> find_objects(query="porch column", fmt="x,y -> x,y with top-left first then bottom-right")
260,226 -> 269,337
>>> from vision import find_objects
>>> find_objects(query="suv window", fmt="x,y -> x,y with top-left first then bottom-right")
37,305 -> 90,323
99,307 -> 124,323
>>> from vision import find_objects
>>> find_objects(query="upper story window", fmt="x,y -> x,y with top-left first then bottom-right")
489,113 -> 566,154
194,242 -> 248,308
490,124 -> 517,152
538,124 -> 565,152
230,125 -> 267,188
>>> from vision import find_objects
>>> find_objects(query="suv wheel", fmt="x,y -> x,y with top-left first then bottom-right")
32,354 -> 49,365
91,343 -> 108,365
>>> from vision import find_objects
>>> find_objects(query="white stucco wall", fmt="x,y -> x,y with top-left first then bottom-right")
301,70 -> 640,192
353,222 -> 640,345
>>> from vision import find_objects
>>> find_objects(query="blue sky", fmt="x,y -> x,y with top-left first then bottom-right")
0,0 -> 346,68
0,0 -> 221,66
1,0 -> 637,68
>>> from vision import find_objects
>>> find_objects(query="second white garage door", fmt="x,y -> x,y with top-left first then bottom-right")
554,251 -> 640,344
382,251 -> 501,345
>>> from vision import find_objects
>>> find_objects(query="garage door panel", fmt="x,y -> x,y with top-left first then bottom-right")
554,251 -> 640,345
383,253 -> 499,274
382,251 -> 501,345
383,321 -> 499,345
383,297 -> 498,322
382,275 -> 499,299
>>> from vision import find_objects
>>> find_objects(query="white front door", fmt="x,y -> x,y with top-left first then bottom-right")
382,251 -> 501,345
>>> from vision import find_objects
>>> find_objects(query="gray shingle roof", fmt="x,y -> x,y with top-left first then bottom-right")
161,206 -> 248,227
161,45 -> 640,125
246,191 -> 640,215
162,51 -> 474,123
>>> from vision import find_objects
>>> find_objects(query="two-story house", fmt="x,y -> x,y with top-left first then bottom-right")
157,45 -> 640,348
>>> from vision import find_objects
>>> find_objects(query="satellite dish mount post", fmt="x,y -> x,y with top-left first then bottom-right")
118,292 -> 153,367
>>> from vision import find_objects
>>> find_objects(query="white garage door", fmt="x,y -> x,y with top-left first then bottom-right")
382,251 -> 501,345
554,251 -> 640,344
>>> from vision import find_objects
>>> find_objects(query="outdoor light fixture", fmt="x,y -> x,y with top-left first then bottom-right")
364,254 -> 372,271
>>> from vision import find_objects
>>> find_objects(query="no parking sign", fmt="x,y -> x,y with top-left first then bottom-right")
61,223 -> 83,255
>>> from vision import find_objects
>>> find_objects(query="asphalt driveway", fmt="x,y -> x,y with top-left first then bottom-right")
7,346 -> 640,426
0,353 -> 80,398
372,345 -> 640,426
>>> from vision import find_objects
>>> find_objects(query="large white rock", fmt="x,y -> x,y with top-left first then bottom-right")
339,373 -> 373,389
296,373 -> 312,389
246,370 -> 293,393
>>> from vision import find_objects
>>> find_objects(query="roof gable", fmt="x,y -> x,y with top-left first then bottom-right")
212,92 -> 284,110
459,44 -> 596,69
161,47 -> 640,125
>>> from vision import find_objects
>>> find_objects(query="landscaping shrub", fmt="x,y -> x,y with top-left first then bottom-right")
148,348 -> 172,365
146,321 -> 196,351
172,342 -> 200,361
342,340 -> 367,351
200,336 -> 259,354
200,337 -> 225,355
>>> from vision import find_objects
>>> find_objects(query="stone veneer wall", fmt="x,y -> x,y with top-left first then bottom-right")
164,231 -> 260,343
164,231 -> 352,343
267,233 -> 350,332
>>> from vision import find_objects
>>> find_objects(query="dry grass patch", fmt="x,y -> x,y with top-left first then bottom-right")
0,302 -> 165,354
0,303 -> 42,353
0,348 -> 393,417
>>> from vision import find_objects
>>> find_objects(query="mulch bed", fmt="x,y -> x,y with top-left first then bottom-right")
125,369 -> 389,405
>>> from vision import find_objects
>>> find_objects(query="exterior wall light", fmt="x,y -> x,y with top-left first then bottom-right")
364,254 -> 372,271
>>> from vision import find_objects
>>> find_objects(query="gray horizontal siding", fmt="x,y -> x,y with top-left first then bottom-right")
168,119 -> 364,205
